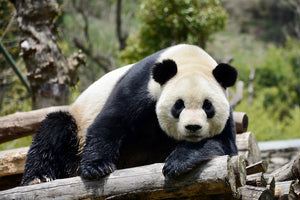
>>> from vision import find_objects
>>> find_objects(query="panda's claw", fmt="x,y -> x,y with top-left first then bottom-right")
108,166 -> 113,173
80,162 -> 115,180
163,157 -> 193,179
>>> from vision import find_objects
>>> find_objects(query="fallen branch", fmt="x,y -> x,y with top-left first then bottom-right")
246,160 -> 268,175
293,181 -> 300,199
0,147 -> 28,177
275,181 -> 298,200
238,184 -> 274,200
246,172 -> 267,187
266,153 -> 300,182
0,156 -> 238,200
0,106 -> 69,143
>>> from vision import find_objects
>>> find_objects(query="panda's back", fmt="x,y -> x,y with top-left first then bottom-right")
70,64 -> 133,145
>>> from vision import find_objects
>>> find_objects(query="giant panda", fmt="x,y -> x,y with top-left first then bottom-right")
21,44 -> 238,185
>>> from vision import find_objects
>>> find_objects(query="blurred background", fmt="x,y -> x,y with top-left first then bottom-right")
0,0 -> 299,150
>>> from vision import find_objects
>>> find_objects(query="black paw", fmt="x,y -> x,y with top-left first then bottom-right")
163,161 -> 192,179
162,154 -> 194,179
79,161 -> 115,180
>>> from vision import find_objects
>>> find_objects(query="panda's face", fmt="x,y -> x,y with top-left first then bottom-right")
156,72 -> 230,142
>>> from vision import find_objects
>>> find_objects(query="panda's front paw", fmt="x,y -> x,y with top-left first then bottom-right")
79,160 -> 116,180
163,161 -> 191,179
162,154 -> 194,179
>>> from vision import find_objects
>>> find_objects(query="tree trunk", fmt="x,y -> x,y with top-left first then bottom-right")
116,0 -> 127,50
10,0 -> 80,109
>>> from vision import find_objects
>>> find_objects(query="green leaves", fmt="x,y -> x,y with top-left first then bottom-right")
120,0 -> 228,64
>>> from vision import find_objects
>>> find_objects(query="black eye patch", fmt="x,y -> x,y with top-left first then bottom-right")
171,99 -> 185,118
202,99 -> 215,118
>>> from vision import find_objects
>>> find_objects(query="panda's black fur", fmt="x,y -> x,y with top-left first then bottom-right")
21,45 -> 238,185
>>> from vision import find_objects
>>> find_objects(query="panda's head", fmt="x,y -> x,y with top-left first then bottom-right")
152,58 -> 237,142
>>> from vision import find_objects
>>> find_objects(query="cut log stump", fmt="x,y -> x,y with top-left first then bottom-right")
236,132 -> 262,165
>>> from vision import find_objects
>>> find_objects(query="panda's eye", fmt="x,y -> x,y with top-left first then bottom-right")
171,99 -> 185,118
203,99 -> 215,118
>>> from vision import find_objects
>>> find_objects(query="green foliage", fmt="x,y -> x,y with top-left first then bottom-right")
0,136 -> 33,151
255,38 -> 300,120
235,38 -> 300,141
236,96 -> 300,141
120,0 -> 228,64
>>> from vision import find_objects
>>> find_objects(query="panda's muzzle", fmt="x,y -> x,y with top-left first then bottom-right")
185,124 -> 202,132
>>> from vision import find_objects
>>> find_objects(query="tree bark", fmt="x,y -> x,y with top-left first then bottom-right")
274,181 -> 298,200
266,153 -> 300,182
0,147 -> 28,178
246,160 -> 268,175
231,155 -> 247,187
0,156 -> 238,199
236,132 -> 262,165
116,0 -> 127,50
0,105 -> 68,144
10,0 -> 81,109
238,185 -> 274,200
246,172 -> 267,187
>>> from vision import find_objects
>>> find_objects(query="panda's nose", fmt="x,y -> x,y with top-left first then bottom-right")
185,125 -> 202,132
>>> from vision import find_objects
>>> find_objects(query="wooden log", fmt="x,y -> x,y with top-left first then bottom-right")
236,132 -> 262,165
266,153 -> 300,182
238,185 -> 274,200
275,181 -> 297,200
292,181 -> 300,199
231,155 -> 247,187
246,172 -> 267,187
0,106 -> 69,143
233,112 -> 248,133
246,160 -> 268,175
0,147 -> 28,177
0,156 -> 237,200
267,177 -> 275,199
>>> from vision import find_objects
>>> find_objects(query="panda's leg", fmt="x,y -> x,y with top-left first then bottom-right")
21,111 -> 80,186
79,113 -> 127,180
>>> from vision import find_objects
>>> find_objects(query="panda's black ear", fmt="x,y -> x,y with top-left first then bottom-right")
152,59 -> 177,85
213,63 -> 238,88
